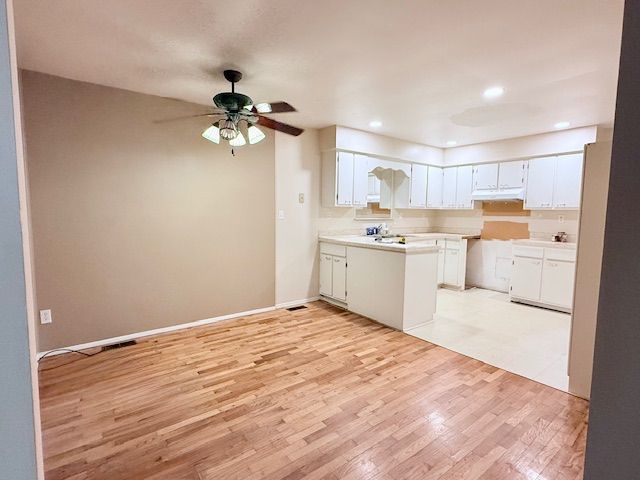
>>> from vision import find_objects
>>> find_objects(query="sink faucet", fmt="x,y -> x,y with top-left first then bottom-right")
378,223 -> 389,236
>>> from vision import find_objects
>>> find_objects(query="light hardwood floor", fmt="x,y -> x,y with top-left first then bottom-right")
39,301 -> 588,480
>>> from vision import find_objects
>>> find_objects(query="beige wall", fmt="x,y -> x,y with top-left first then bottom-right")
274,130 -> 321,305
22,71 -> 275,351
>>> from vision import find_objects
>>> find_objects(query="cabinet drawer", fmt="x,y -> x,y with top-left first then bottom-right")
512,245 -> 544,259
420,239 -> 438,247
445,239 -> 461,251
320,242 -> 347,257
544,247 -> 576,262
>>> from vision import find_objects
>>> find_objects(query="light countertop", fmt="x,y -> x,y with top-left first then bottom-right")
512,239 -> 577,249
401,232 -> 481,241
319,235 -> 440,254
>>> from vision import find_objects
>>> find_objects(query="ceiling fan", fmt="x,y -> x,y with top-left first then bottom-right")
193,70 -> 303,151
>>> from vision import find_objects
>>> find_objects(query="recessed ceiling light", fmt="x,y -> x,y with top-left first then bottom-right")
483,86 -> 504,99
554,121 -> 571,129
369,120 -> 382,128
446,140 -> 458,147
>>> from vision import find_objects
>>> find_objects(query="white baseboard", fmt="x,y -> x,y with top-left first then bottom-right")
275,296 -> 320,309
37,304 -> 277,360
37,297 -> 323,360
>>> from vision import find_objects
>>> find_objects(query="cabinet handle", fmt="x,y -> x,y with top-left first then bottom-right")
325,256 -> 332,260
334,258 -> 341,263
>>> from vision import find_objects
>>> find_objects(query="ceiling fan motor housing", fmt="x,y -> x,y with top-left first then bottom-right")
213,92 -> 253,113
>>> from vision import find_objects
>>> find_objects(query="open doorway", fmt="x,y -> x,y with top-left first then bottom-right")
405,148 -> 608,393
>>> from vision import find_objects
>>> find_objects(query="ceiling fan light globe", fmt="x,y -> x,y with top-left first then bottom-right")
255,103 -> 272,114
229,131 -> 247,147
219,118 -> 238,140
248,125 -> 266,144
201,125 -> 220,144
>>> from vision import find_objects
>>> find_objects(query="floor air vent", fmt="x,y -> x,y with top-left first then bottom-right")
286,305 -> 308,312
102,340 -> 137,351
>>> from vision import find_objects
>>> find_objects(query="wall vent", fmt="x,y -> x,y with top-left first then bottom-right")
286,305 -> 308,312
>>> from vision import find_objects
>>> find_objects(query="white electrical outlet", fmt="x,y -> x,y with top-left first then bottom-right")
298,193 -> 305,204
278,210 -> 285,220
558,215 -> 565,224
40,309 -> 52,325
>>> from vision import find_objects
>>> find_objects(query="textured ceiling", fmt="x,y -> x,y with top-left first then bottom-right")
14,0 -> 624,146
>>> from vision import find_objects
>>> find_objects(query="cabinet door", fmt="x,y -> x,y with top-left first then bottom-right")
540,259 -> 575,308
444,248 -> 460,285
319,254 -> 333,297
524,157 -> 556,209
498,161 -> 526,189
442,168 -> 458,209
510,256 -> 543,300
455,165 -> 474,209
331,256 -> 347,301
473,163 -> 499,190
437,242 -> 445,284
553,153 -> 583,209
352,155 -> 370,207
336,152 -> 354,206
367,174 -> 380,196
409,164 -> 428,208
427,166 -> 443,208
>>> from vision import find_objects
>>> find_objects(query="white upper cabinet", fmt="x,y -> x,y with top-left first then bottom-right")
322,151 -> 356,207
442,168 -> 458,208
427,166 -> 443,208
409,164 -> 428,208
524,154 -> 584,210
498,160 -> 526,189
553,153 -> 583,209
336,152 -> 355,206
524,156 -> 556,209
473,163 -> 499,190
352,155 -> 370,207
455,165 -> 474,209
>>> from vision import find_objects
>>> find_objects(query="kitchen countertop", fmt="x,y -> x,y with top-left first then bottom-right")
401,232 -> 481,241
512,239 -> 577,249
319,235 -> 440,254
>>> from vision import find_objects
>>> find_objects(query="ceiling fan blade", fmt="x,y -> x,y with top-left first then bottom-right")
257,116 -> 304,136
152,112 -> 225,124
252,101 -> 297,114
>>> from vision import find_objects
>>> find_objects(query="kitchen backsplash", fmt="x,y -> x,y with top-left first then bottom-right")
318,205 -> 579,242
318,207 -> 437,236
431,208 -> 579,242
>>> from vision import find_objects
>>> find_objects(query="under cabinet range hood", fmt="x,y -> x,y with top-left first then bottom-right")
471,187 -> 525,201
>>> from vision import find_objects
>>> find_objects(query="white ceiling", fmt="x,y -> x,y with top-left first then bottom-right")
14,0 -> 624,147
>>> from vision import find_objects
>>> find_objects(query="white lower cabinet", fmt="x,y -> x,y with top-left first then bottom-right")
540,259 -> 575,309
331,256 -> 347,301
319,243 -> 347,302
510,256 -> 543,301
510,244 -> 576,312
443,248 -> 460,286
439,239 -> 468,290
319,254 -> 334,297
437,240 -> 445,284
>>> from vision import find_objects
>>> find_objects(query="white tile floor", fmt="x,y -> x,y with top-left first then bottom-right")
406,287 -> 571,391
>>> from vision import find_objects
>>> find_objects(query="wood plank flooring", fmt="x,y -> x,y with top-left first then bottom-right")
39,301 -> 588,480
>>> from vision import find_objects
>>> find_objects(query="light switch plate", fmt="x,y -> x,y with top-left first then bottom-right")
278,210 -> 285,220
40,309 -> 52,324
